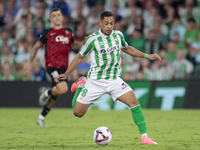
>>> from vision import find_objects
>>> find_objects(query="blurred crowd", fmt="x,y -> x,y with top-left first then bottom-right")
0,0 -> 200,82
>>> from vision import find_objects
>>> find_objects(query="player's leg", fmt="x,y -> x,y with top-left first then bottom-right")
73,102 -> 91,118
110,78 -> 157,145
36,68 -> 68,127
71,78 -> 104,118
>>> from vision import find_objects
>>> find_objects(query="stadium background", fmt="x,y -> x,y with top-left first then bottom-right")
0,0 -> 200,109
1,0 -> 200,149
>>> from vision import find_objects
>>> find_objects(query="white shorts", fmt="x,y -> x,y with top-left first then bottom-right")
76,77 -> 132,105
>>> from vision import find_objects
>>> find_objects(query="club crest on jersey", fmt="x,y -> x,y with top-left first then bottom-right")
100,45 -> 120,54
65,30 -> 69,34
55,35 -> 69,44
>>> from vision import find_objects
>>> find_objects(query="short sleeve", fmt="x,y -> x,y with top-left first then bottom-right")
79,36 -> 95,56
38,30 -> 48,45
116,30 -> 128,48
65,28 -> 75,44
70,32 -> 75,44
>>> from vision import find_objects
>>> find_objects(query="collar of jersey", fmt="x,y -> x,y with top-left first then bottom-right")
99,28 -> 113,38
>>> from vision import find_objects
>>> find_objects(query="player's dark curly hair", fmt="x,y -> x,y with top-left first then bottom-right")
100,11 -> 114,20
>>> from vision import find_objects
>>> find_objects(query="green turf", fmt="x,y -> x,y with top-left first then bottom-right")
0,108 -> 200,150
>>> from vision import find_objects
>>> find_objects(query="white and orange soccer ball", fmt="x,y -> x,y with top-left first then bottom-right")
93,126 -> 112,145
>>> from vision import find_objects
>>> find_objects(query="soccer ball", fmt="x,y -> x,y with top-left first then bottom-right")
93,126 -> 112,145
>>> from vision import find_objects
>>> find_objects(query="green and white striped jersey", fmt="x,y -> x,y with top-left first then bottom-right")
79,29 -> 128,80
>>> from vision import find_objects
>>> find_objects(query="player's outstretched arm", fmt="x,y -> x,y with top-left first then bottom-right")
55,53 -> 85,82
121,46 -> 161,61
23,41 -> 43,74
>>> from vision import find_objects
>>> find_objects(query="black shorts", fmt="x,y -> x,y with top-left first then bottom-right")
46,68 -> 67,87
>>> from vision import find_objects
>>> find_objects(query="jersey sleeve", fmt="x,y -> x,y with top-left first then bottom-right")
38,30 -> 48,45
115,30 -> 128,48
79,36 -> 95,56
65,28 -> 75,44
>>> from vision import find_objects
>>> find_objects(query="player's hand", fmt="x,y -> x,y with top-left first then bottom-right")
55,74 -> 68,82
148,53 -> 162,61
23,62 -> 31,75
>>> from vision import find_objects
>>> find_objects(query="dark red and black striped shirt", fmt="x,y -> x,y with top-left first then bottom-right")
38,27 -> 75,69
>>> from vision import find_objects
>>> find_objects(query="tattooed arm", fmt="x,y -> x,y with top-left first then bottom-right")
70,41 -> 83,51
23,41 -> 43,74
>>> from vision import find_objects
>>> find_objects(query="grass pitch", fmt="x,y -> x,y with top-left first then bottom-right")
0,108 -> 200,150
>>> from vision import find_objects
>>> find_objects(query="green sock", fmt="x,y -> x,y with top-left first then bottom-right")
72,87 -> 82,110
130,105 -> 147,135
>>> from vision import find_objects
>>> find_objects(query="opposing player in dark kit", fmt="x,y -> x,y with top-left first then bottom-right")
23,8 -> 82,127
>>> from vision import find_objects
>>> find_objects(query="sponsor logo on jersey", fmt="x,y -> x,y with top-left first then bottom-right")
100,45 -> 120,54
55,36 -> 69,44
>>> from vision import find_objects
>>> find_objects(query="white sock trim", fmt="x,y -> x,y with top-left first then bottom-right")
130,104 -> 140,109
38,114 -> 45,120
141,133 -> 148,138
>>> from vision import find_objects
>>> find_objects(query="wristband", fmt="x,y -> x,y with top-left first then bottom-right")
144,54 -> 149,59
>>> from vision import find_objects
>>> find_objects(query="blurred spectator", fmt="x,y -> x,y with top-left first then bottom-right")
123,0 -> 141,18
126,16 -> 144,36
152,49 -> 172,73
18,60 -> 34,81
153,13 -> 169,36
179,0 -> 200,27
151,59 -> 171,81
144,30 -> 161,55
26,12 -> 34,27
184,18 -> 200,48
164,6 -> 177,30
140,59 -> 153,80
15,15 -> 27,40
143,7 -> 157,28
189,33 -> 200,65
86,8 -> 99,34
0,45 -> 15,67
51,0 -> 70,17
1,61 -> 17,81
112,5 -> 123,23
105,0 -> 126,17
0,29 -> 16,54
142,0 -> 160,10
74,22 -> 87,42
7,0 -> 18,17
135,70 -> 144,81
152,22 -> 168,49
34,19 -> 46,39
77,57 -> 90,76
13,0 -> 37,25
129,29 -> 145,52
32,7 -> 50,29
4,0 -> 18,29
166,41 -> 177,63
172,33 -> 187,54
0,2 -> 6,27
37,0 -> 51,20
15,41 -> 30,65
123,71 -> 132,81
32,58 -> 46,81
172,49 -> 194,80
169,17 -> 186,43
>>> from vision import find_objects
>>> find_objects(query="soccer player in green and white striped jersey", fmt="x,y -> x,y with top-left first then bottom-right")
56,11 -> 161,145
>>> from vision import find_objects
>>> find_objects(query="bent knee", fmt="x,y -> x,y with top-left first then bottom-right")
73,111 -> 84,118
128,99 -> 140,108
